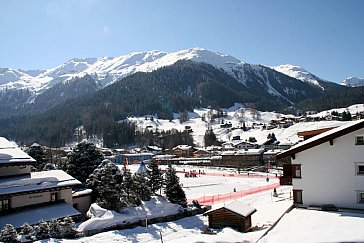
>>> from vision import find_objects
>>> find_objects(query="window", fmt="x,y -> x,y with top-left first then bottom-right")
356,136 -> 364,145
0,199 -> 10,213
355,163 -> 364,175
357,192 -> 364,204
51,192 -> 58,202
292,164 -> 301,178
293,190 -> 303,204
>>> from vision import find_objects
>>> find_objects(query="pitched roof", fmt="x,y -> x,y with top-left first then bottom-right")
204,201 -> 256,218
277,119 -> 364,159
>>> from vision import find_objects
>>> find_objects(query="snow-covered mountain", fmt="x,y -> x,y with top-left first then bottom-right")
0,48 -> 243,93
0,48 -> 321,98
341,77 -> 364,87
271,64 -> 325,89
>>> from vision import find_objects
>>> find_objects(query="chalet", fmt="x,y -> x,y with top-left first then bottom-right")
193,149 -> 210,158
0,137 -> 91,229
204,201 -> 256,232
277,120 -> 364,209
172,145 -> 194,158
222,141 -> 256,151
217,148 -> 264,167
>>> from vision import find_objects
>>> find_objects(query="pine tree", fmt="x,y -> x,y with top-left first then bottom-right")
121,165 -> 134,201
147,160 -> 163,194
26,143 -> 47,171
204,126 -> 217,147
164,164 -> 187,207
132,173 -> 151,202
34,220 -> 50,240
0,224 -> 18,243
86,159 -> 126,211
67,142 -> 104,185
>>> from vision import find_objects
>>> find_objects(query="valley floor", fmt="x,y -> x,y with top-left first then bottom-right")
40,165 -> 364,243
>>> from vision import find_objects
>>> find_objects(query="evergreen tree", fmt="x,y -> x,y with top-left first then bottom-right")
0,224 -> 18,243
147,160 -> 163,194
164,164 -> 187,207
132,173 -> 151,202
121,165 -> 134,201
204,126 -> 217,147
67,142 -> 104,185
27,143 -> 47,171
85,159 -> 126,211
34,220 -> 50,240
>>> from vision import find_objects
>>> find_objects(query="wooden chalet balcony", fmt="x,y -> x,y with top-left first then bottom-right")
279,176 -> 292,185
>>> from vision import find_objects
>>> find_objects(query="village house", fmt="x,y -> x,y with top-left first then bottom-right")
277,120 -> 364,209
193,148 -> 210,158
172,145 -> 194,158
204,201 -> 256,232
214,148 -> 264,168
0,137 -> 91,228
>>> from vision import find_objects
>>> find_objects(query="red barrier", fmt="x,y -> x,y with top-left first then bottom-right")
188,183 -> 280,205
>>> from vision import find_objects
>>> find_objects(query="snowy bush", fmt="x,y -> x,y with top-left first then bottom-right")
60,217 -> 77,238
0,224 -> 19,243
19,223 -> 34,241
49,218 -> 62,238
34,220 -> 50,240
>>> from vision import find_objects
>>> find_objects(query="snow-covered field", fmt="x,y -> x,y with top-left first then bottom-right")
127,103 -> 363,147
39,164 -> 364,243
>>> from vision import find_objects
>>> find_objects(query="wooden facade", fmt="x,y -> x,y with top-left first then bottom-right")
204,202 -> 256,232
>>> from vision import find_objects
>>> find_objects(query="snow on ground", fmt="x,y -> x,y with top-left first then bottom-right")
260,208 -> 364,243
40,164 -> 364,242
127,103 -> 361,147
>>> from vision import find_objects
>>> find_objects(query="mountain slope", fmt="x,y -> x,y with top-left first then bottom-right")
0,60 -> 322,146
341,77 -> 364,87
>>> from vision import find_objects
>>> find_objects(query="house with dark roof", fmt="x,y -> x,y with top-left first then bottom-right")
277,120 -> 364,209
0,137 -> 91,228
204,201 -> 256,232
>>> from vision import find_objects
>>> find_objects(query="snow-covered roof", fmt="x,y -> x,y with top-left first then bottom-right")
0,202 -> 81,229
0,137 -> 36,165
278,119 -> 364,159
0,170 -> 81,196
205,201 -> 256,218
222,149 -> 264,156
236,148 -> 264,155
73,188 -> 92,197
147,145 -> 162,151
264,149 -> 283,155
173,145 -> 193,151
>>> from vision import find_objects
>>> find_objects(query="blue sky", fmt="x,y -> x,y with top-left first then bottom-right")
1,0 -> 363,83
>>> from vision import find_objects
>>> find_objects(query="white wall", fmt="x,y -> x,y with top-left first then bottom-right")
0,165 -> 31,177
292,127 -> 364,209
11,188 -> 74,208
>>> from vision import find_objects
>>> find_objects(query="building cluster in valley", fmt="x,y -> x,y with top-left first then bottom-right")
0,117 -> 364,233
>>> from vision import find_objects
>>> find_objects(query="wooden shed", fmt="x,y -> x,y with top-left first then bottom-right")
203,201 -> 256,232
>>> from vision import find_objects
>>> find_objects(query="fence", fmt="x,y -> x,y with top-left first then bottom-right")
187,183 -> 280,205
